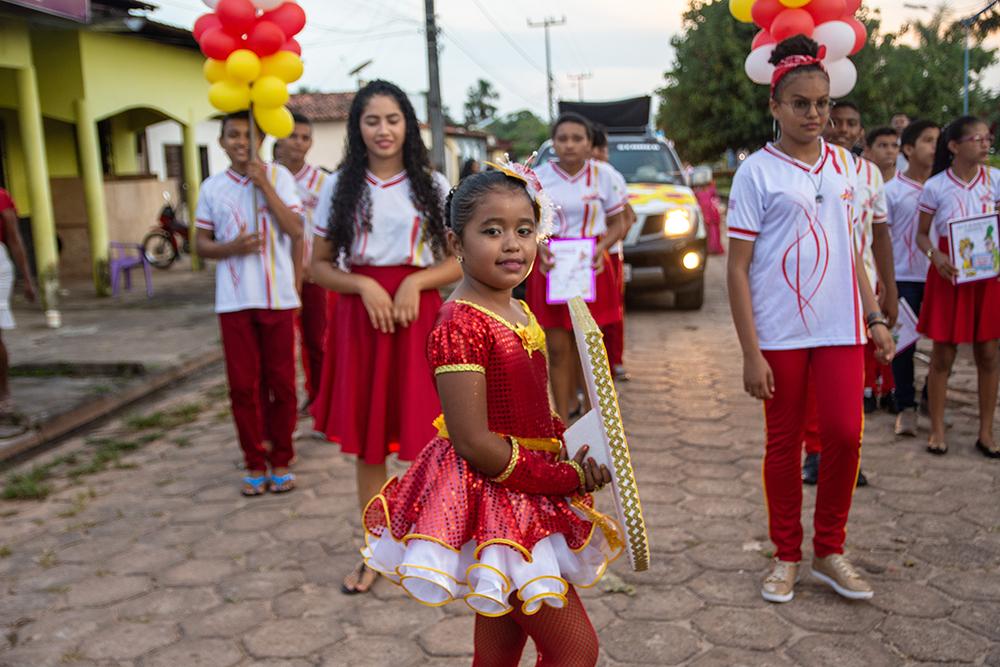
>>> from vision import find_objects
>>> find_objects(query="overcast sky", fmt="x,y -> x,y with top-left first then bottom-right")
148,0 -> 1000,120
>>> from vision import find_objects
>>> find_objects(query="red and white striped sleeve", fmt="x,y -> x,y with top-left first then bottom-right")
726,164 -> 764,242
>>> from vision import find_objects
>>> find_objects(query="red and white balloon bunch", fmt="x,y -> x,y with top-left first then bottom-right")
730,0 -> 866,97
194,0 -> 306,137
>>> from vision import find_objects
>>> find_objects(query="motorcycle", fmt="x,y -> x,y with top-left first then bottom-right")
142,191 -> 190,269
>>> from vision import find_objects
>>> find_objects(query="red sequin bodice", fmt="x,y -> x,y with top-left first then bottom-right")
427,300 -> 561,440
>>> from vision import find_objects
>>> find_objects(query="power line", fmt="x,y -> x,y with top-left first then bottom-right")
437,26 -> 542,109
468,0 -> 546,75
528,16 -> 566,122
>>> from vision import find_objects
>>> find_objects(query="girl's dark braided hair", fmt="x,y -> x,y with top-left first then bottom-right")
444,170 -> 539,238
328,80 -> 447,264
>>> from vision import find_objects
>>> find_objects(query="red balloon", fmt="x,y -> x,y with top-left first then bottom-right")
281,37 -> 301,55
193,13 -> 221,41
199,27 -> 239,60
845,16 -> 867,54
806,0 -> 847,25
246,20 -> 284,56
844,0 -> 862,13
770,8 -> 816,42
751,0 -> 785,31
263,2 -> 306,38
216,0 -> 257,37
752,29 -> 776,51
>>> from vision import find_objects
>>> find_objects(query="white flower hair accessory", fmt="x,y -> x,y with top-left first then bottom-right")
485,153 -> 556,239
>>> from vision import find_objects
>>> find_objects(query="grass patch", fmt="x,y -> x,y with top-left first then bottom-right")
67,438 -> 141,479
0,545 -> 10,558
2,465 -> 54,500
205,384 -> 229,400
125,403 -> 203,432
173,436 -> 192,448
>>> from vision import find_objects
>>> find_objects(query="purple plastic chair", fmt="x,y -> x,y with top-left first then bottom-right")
109,242 -> 153,297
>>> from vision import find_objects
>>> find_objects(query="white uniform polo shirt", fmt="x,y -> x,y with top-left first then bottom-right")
918,165 -> 1000,239
852,156 -> 888,287
313,169 -> 450,268
728,140 -> 866,350
535,159 -> 628,239
884,173 -> 929,282
195,165 -> 302,314
292,163 -> 328,264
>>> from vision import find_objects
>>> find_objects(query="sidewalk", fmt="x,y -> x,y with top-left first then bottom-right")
0,260 -> 221,462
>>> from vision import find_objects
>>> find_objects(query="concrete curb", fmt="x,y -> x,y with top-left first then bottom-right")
0,348 -> 224,465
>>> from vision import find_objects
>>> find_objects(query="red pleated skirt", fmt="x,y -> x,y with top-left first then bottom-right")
918,238 -> 1000,344
311,265 -> 442,464
524,244 -> 623,330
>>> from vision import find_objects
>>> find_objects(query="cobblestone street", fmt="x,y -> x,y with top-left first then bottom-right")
1,256 -> 998,666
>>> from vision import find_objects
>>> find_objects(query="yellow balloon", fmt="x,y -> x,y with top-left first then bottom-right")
250,75 -> 289,109
208,80 -> 250,113
260,51 -> 304,84
254,105 -> 294,138
729,0 -> 755,22
778,0 -> 810,6
203,58 -> 227,84
226,49 -> 261,84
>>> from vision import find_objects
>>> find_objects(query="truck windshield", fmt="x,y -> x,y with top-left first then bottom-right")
608,142 -> 681,184
534,140 -> 682,185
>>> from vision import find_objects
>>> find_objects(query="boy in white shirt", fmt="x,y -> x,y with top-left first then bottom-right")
276,112 -> 330,414
195,111 -> 304,496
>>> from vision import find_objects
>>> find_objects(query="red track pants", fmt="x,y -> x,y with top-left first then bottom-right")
298,281 -> 328,404
219,308 -> 297,471
762,345 -> 864,562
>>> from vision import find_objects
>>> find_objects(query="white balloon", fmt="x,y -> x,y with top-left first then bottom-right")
252,0 -> 287,8
745,45 -> 775,86
826,58 -> 858,98
813,21 -> 855,62
202,0 -> 218,8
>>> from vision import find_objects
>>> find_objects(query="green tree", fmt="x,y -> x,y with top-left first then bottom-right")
657,1 -> 998,164
848,7 -> 996,125
657,0 -> 769,163
464,79 -> 500,126
486,110 -> 549,161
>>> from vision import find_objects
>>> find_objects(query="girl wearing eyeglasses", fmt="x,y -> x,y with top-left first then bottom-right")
915,115 -> 1000,458
727,36 -> 894,604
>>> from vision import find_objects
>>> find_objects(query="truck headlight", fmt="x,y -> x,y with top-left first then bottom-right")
663,208 -> 693,236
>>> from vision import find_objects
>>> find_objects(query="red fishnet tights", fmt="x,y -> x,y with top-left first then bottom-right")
472,586 -> 599,667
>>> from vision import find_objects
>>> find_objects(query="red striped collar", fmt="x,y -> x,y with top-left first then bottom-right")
365,170 -> 408,188
550,160 -> 590,183
763,140 -> 829,174
294,164 -> 313,181
896,172 -> 923,190
946,166 -> 985,190
226,168 -> 251,185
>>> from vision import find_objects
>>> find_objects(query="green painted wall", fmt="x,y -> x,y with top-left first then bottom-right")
110,115 -> 138,175
0,21 -> 32,70
30,30 -> 84,124
79,32 -> 214,124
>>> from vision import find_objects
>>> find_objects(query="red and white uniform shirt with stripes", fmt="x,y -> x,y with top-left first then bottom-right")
727,140 -> 866,350
293,163 -> 328,264
195,165 -> 302,314
852,156 -> 887,287
917,165 -> 1000,239
884,173 -> 930,283
535,159 -> 628,239
312,169 -> 450,267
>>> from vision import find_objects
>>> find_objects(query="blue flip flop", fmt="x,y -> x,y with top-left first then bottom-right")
242,474 -> 269,496
269,471 -> 296,493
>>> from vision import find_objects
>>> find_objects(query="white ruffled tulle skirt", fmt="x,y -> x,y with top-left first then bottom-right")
363,509 -> 623,617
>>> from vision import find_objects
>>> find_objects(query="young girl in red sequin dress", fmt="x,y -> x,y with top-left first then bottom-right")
362,166 -> 621,665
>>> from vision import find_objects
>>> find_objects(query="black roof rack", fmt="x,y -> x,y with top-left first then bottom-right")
557,96 -> 651,135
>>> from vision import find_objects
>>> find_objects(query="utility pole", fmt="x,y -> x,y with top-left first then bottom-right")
960,0 -> 1000,115
528,16 -> 565,123
567,72 -> 592,101
424,0 -> 446,172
